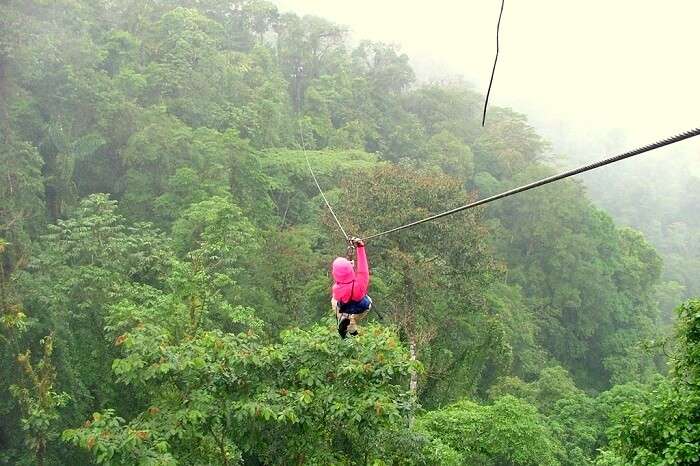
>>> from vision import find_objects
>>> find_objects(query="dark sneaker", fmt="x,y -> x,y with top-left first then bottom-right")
338,313 -> 350,339
349,330 -> 358,337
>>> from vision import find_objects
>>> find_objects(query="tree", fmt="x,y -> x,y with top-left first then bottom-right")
404,84 -> 482,142
332,165 -> 505,403
170,195 -> 259,313
425,130 -> 475,182
15,194 -> 172,435
0,1 -> 689,463
490,166 -> 663,388
10,333 -> 70,466
351,42 -> 415,96
0,141 -> 44,283
417,395 -> 562,465
600,300 -> 700,464
64,263 -> 418,464
275,13 -> 347,112
119,111 -> 270,226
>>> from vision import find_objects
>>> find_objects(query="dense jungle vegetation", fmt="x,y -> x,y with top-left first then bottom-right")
1,1 -> 698,464
548,128 -> 700,323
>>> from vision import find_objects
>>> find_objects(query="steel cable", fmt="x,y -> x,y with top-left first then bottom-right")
362,127 -> 700,242
298,121 -> 350,241
482,0 -> 505,126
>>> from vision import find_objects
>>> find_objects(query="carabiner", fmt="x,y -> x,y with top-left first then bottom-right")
345,239 -> 356,261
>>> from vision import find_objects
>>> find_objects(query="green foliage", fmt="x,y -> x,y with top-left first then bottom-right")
488,367 -> 659,465
489,366 -> 581,414
259,148 -> 380,228
10,333 -> 70,466
171,196 -> 257,263
62,409 -> 177,466
491,168 -> 663,387
66,258 -> 417,464
0,140 -> 44,275
11,194 -> 172,461
333,164 -> 507,403
673,299 -> 700,383
485,283 -> 549,379
424,130 -> 475,182
488,367 -> 602,465
0,0 -> 683,464
567,132 -> 700,316
242,227 -> 326,331
600,300 -> 700,465
417,395 -> 562,465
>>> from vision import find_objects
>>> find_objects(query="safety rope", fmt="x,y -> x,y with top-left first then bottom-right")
482,0 -> 505,126
298,121 -> 350,241
362,127 -> 700,242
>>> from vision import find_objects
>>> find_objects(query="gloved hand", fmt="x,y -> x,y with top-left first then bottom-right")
350,237 -> 364,247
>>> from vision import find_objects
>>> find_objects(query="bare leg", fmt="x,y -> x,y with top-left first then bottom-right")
333,299 -> 352,338
348,310 -> 368,334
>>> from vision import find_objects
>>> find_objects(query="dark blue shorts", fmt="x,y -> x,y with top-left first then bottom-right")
338,295 -> 372,314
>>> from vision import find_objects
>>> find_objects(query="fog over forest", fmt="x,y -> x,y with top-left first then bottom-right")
1,1 -> 699,465
275,0 -> 700,310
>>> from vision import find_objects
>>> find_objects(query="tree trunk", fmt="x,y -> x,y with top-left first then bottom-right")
409,337 -> 418,395
0,52 -> 11,143
0,259 -> 6,312
36,440 -> 46,466
408,336 -> 418,427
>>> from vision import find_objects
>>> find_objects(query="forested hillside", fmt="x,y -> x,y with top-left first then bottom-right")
1,1 -> 698,464
542,126 -> 700,324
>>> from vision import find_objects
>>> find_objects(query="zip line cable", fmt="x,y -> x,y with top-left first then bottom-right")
362,127 -> 700,242
482,0 -> 505,126
298,121 -> 350,241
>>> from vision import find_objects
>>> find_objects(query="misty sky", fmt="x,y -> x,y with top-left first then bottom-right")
273,0 -> 700,155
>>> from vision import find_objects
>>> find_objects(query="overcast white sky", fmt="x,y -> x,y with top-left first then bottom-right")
273,0 -> 700,155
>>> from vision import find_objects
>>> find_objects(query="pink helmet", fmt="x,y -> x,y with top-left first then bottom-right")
332,257 -> 354,283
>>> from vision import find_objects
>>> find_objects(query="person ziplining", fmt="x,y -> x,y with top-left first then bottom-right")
302,119 -> 700,337
295,2 -> 700,341
331,237 -> 373,338
298,123 -> 375,338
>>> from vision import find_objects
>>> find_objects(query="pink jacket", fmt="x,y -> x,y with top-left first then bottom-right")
331,245 -> 369,303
